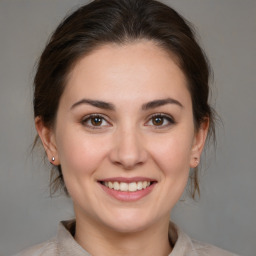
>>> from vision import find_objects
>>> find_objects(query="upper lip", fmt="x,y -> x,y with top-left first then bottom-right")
99,177 -> 156,183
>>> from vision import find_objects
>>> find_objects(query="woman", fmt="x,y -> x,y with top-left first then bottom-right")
17,0 -> 238,255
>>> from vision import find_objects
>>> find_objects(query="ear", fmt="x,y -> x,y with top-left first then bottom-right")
190,118 -> 209,168
35,117 -> 60,165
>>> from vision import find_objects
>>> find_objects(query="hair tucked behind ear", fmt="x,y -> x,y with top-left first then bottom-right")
33,0 -> 216,198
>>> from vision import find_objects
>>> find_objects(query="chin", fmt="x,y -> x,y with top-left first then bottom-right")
102,209 -> 158,234
108,220 -> 149,234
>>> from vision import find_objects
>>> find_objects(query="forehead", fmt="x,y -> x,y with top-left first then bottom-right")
63,41 -> 190,106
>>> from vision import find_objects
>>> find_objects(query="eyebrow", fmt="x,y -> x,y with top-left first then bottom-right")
70,99 -> 115,110
70,97 -> 183,111
141,98 -> 183,110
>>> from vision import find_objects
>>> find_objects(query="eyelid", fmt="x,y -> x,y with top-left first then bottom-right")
81,113 -> 112,128
145,113 -> 176,128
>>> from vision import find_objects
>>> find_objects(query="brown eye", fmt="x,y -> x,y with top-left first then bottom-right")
152,116 -> 164,126
81,114 -> 110,129
145,114 -> 175,128
91,116 -> 103,126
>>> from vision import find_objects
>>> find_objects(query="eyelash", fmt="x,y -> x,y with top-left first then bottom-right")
81,114 -> 110,129
145,113 -> 175,128
81,113 -> 175,129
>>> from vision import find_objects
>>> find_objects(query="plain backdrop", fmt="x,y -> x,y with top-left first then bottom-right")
0,1 -> 255,255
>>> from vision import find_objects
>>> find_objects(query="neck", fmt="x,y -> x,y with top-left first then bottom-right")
74,212 -> 172,256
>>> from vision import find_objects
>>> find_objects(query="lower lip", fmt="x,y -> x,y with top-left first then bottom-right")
99,182 -> 156,202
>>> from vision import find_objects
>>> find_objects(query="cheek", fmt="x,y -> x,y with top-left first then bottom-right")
56,132 -> 112,205
148,131 -> 194,175
56,129 -> 109,179
144,133 -> 194,214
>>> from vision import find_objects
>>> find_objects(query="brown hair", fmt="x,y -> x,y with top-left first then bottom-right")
34,0 -> 215,198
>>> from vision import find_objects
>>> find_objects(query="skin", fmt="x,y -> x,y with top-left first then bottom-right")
36,40 -> 209,256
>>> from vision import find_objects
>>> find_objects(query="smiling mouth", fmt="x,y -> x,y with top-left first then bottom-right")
100,181 -> 156,192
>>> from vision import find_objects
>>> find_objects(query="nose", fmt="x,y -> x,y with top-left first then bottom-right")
109,126 -> 148,170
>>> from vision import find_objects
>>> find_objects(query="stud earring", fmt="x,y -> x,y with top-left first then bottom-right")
52,156 -> 55,162
194,157 -> 200,167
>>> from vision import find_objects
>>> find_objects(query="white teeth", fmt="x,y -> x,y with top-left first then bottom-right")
128,182 -> 137,192
113,181 -> 119,190
137,181 -> 143,190
103,181 -> 152,192
120,182 -> 129,191
142,181 -> 148,189
108,181 -> 114,189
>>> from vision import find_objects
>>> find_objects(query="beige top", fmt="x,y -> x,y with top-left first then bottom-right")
15,220 -> 239,256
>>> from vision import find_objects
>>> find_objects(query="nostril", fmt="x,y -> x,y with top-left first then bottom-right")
108,133 -> 148,169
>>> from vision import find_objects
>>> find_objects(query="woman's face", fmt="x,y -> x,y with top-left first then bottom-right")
39,41 -> 208,233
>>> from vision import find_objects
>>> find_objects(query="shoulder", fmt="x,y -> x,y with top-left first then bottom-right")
191,239 -> 240,256
169,222 -> 240,256
13,220 -> 85,256
13,238 -> 58,256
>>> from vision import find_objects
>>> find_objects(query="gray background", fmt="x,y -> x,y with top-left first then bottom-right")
0,0 -> 255,255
